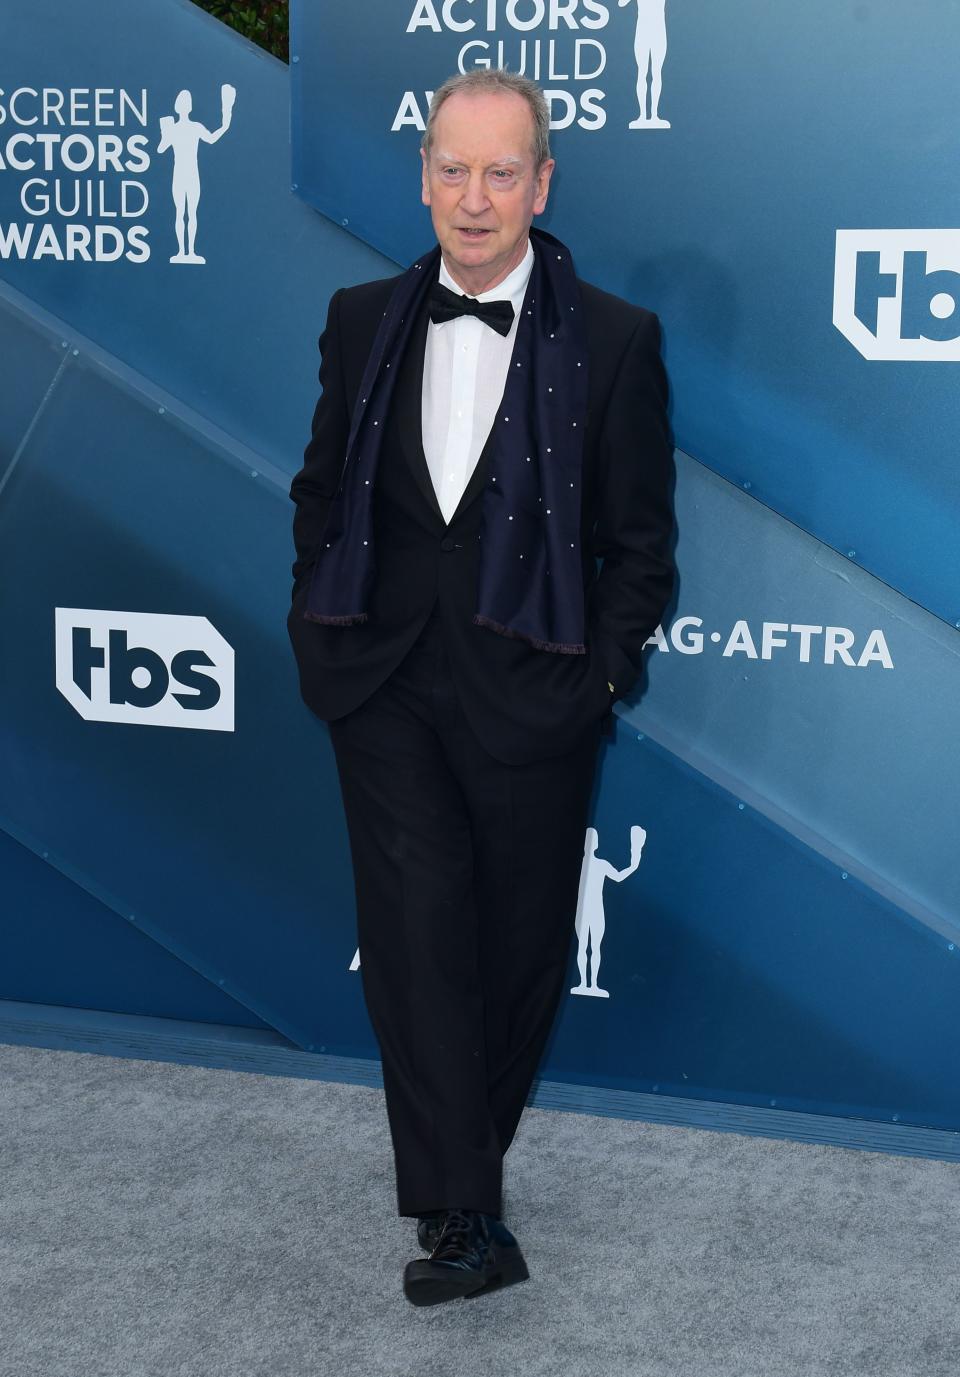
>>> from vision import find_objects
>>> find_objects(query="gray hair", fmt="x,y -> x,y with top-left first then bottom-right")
421,68 -> 551,170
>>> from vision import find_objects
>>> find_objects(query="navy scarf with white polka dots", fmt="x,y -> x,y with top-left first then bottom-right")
302,224 -> 590,654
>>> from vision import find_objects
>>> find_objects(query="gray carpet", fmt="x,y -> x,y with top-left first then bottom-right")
2,1043 -> 959,1377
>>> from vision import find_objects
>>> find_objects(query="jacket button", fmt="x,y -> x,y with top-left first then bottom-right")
440,536 -> 456,551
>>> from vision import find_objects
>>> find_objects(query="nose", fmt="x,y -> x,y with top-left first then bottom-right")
459,170 -> 491,217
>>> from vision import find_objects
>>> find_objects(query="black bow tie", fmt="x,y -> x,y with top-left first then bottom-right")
428,280 -> 515,336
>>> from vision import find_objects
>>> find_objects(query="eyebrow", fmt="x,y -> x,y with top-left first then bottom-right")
435,153 -> 524,167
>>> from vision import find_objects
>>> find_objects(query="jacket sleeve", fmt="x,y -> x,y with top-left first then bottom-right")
288,286 -> 350,595
588,310 -> 676,700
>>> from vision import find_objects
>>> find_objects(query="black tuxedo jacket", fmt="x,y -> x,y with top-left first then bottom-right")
287,252 -> 676,765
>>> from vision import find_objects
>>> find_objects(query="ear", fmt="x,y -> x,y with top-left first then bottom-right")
420,148 -> 430,208
532,158 -> 555,216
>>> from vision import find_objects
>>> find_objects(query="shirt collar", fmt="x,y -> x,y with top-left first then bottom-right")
437,236 -> 534,314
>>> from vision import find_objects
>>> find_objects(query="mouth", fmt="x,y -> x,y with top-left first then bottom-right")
457,227 -> 493,240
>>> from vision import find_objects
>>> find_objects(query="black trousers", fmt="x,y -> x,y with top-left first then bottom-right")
327,602 -> 603,1219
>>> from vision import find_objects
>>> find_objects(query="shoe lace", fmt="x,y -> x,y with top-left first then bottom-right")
431,1208 -> 484,1263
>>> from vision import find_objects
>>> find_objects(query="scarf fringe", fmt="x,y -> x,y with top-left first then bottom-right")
303,611 -> 369,625
472,613 -> 585,655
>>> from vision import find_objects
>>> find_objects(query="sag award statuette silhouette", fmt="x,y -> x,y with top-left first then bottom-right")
619,0 -> 670,129
571,824 -> 647,998
157,83 -> 236,264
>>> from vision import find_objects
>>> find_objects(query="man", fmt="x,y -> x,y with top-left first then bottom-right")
287,68 -> 676,1306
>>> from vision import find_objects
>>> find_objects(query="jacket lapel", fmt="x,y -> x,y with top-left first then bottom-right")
395,298 -> 445,524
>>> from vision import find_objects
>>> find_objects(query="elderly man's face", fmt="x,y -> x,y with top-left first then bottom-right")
420,89 -> 554,296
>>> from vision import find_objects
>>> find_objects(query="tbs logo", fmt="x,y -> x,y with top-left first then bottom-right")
834,230 -> 960,360
55,608 -> 234,731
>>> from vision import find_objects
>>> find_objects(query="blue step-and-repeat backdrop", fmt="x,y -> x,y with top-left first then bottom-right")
1,0 -> 958,1130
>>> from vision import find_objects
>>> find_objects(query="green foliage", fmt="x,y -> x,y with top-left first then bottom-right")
193,0 -> 289,63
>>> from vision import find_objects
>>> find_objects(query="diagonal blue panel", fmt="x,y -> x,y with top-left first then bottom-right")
0,0 -> 397,473
0,307 -> 65,480
0,829 -> 269,1027
0,305 -> 366,1051
544,730 -> 960,1132
632,454 -> 960,933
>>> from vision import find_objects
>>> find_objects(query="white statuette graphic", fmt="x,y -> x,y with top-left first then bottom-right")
620,0 -> 670,129
571,824 -> 646,998
157,84 -> 236,264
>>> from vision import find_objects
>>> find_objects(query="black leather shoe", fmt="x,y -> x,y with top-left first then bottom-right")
404,1208 -> 529,1306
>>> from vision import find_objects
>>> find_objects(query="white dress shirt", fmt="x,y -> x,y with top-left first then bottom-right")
422,237 -> 535,524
